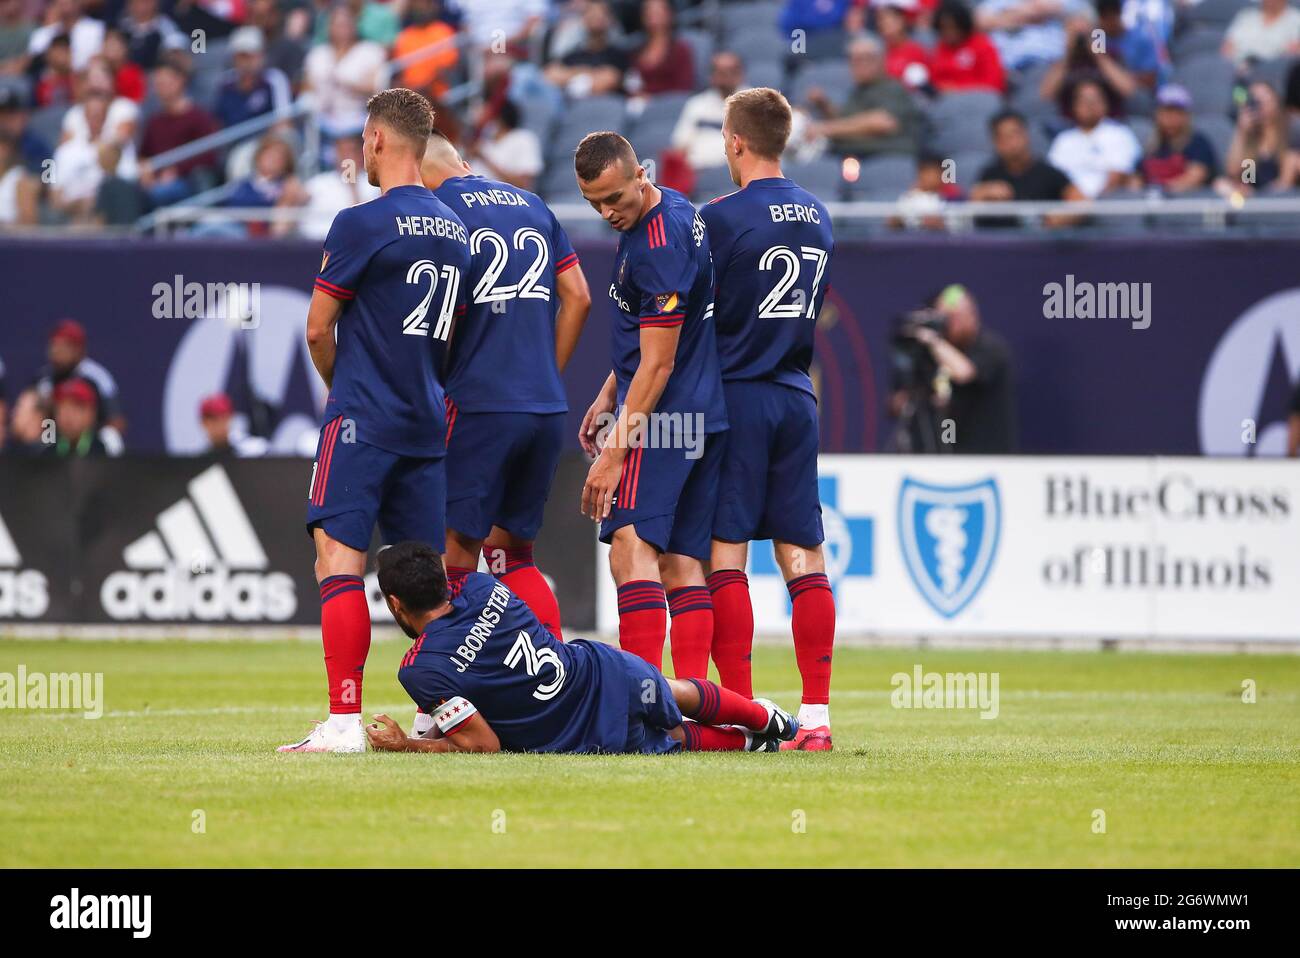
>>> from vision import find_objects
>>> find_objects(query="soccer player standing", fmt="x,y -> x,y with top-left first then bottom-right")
420,131 -> 592,643
573,133 -> 727,679
279,89 -> 471,753
700,88 -> 837,751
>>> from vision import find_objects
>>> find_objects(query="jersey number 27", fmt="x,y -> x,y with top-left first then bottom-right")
757,245 -> 827,320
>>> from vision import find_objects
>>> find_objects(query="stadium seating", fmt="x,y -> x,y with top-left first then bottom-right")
844,154 -> 916,201
626,92 -> 693,160
1175,54 -> 1237,118
790,59 -> 855,107
924,91 -> 1004,158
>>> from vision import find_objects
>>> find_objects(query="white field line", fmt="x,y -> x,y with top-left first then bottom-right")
13,688 -> 1294,722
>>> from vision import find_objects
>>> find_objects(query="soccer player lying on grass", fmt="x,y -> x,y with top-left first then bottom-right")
364,541 -> 799,754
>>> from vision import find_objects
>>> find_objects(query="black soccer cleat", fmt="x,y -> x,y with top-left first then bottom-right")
754,698 -> 800,743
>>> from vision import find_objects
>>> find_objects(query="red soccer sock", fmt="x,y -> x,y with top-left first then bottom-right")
788,572 -> 835,705
616,580 -> 667,671
685,677 -> 768,730
680,723 -> 748,751
667,586 -> 712,680
486,544 -> 563,641
445,566 -> 474,600
707,569 -> 754,698
319,575 -> 371,714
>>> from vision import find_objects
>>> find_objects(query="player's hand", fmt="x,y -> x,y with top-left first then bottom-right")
579,395 -> 615,458
582,449 -> 623,521
366,714 -> 410,752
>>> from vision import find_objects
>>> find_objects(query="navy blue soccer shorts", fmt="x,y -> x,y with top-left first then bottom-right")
713,380 -> 824,547
305,414 -> 446,552
445,407 -> 565,542
598,430 -> 724,561
619,647 -> 683,754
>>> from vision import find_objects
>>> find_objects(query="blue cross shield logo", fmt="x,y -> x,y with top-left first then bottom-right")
751,475 -> 873,601
897,477 -> 1001,618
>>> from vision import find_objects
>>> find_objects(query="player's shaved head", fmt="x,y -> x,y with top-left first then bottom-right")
421,127 -> 470,189
366,88 -> 435,154
573,131 -> 637,184
377,541 -> 448,635
724,87 -> 792,161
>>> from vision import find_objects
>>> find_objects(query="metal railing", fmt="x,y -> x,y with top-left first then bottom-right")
137,194 -> 1300,236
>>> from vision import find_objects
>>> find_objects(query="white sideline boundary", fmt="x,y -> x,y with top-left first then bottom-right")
1,624 -> 1297,654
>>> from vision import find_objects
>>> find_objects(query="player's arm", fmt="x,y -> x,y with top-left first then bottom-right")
582,325 -> 680,519
305,289 -> 345,390
366,712 -> 502,754
554,261 -> 592,373
580,371 -> 618,457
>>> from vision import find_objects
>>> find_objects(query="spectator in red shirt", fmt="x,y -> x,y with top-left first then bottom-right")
138,60 -> 220,205
34,34 -> 76,108
632,0 -> 695,95
103,26 -> 147,102
875,0 -> 931,90
929,1 -> 1005,94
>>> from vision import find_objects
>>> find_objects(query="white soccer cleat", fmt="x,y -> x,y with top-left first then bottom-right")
276,719 -> 365,753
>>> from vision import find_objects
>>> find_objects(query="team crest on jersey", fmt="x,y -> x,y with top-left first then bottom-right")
897,477 -> 1001,619
618,256 -> 627,284
654,292 -> 679,314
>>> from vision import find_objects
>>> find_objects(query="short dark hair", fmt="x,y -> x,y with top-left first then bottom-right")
725,87 -> 792,160
367,87 -> 435,151
1095,0 -> 1122,16
935,1 -> 975,38
989,108 -> 1027,134
376,541 -> 447,613
574,131 -> 637,182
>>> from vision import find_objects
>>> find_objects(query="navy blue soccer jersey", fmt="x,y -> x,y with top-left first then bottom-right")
607,186 -> 727,433
399,573 -> 637,753
433,174 -> 579,414
700,177 -> 835,396
313,184 -> 471,457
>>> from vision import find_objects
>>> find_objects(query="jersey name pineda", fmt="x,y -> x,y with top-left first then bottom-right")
457,188 -> 532,209
768,202 -> 822,224
395,214 -> 468,243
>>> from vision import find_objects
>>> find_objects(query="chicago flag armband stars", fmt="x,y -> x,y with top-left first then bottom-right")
433,696 -> 478,736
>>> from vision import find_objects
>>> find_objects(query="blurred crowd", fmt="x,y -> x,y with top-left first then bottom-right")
0,0 -> 1296,233
0,318 -> 269,457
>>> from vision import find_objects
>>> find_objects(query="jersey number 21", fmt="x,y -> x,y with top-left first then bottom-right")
402,259 -> 462,340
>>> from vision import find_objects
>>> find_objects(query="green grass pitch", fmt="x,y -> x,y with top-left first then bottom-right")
1,638 -> 1297,867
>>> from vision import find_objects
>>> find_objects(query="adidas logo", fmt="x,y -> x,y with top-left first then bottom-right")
0,509 -> 49,619
100,465 -> 296,621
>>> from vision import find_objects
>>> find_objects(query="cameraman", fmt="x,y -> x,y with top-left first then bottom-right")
889,285 -> 1018,453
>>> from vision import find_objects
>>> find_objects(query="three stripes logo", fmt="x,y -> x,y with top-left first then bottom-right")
0,509 -> 49,619
100,465 -> 296,621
